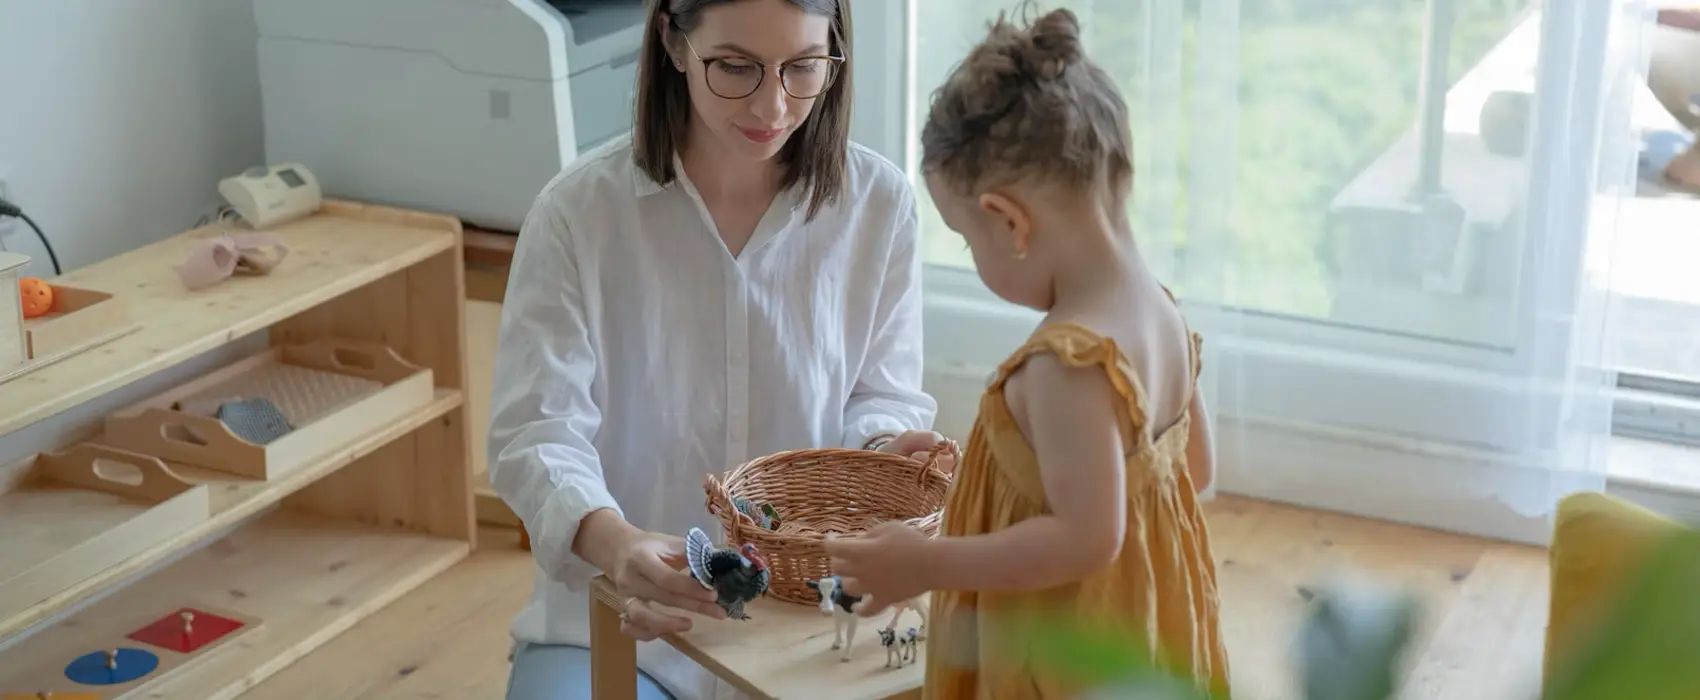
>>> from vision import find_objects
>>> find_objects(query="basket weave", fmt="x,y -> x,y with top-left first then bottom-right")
703,443 -> 957,605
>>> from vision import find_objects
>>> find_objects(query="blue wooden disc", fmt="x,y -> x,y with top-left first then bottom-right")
63,647 -> 159,685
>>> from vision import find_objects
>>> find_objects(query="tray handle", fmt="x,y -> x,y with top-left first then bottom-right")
282,338 -> 422,384
111,406 -> 261,456
36,443 -> 198,502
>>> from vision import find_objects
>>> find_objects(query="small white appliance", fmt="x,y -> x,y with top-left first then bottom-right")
218,163 -> 324,230
251,0 -> 648,232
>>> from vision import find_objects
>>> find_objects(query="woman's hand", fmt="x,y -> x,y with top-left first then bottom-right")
876,430 -> 959,474
825,521 -> 937,617
606,530 -> 727,641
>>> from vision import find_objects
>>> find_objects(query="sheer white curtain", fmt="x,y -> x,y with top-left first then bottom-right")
1125,0 -> 1647,539
909,0 -> 1653,543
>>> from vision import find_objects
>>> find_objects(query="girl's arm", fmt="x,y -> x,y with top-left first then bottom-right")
922,354 -> 1127,592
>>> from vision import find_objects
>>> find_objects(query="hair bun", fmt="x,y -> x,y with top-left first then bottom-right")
947,5 -> 1085,125
1016,7 -> 1083,81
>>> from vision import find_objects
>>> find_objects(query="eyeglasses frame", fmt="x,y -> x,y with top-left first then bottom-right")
670,20 -> 847,100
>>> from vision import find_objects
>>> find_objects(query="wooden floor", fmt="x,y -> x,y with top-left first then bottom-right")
243,495 -> 1551,700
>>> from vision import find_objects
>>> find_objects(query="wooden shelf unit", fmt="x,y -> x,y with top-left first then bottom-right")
462,228 -> 524,533
0,200 -> 476,697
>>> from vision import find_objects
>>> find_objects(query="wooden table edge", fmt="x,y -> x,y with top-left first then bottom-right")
587,576 -> 924,700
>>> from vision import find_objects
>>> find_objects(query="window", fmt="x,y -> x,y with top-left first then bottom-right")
857,0 -> 1692,541
1607,9 -> 1700,448
907,0 -> 1608,436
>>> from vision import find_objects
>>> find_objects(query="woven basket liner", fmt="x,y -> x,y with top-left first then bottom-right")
703,443 -> 958,606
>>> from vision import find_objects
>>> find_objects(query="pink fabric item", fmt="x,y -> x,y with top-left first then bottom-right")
175,233 -> 290,290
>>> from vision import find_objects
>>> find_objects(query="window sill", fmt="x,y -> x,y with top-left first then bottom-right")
926,354 -> 1700,541
1607,436 -> 1700,524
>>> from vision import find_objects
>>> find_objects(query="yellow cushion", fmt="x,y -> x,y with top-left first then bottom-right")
1542,491 -> 1690,687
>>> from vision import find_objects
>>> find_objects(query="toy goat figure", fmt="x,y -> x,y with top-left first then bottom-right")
878,628 -> 902,667
805,575 -> 862,662
899,627 -> 920,666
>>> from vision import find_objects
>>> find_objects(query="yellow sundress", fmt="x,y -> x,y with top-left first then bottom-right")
923,320 -> 1231,699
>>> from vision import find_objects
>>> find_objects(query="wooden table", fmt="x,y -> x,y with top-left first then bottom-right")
589,576 -> 926,700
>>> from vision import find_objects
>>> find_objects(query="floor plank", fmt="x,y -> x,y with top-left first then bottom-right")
245,497 -> 1552,699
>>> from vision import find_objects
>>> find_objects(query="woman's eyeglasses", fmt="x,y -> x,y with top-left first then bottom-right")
677,32 -> 845,100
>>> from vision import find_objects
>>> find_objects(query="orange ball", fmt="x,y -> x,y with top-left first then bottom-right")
18,277 -> 53,319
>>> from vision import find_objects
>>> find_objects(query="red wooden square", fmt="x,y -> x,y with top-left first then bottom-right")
126,607 -> 246,654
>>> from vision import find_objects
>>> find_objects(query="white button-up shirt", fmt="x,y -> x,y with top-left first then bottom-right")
487,133 -> 938,699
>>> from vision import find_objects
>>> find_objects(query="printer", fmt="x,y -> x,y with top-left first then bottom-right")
252,0 -> 648,232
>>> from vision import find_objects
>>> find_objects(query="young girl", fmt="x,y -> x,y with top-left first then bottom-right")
823,5 -> 1231,698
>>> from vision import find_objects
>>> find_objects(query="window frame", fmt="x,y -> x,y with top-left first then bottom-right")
848,0 -> 911,169
855,0 -> 1700,456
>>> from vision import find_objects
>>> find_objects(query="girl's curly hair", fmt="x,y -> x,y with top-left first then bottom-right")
919,4 -> 1133,196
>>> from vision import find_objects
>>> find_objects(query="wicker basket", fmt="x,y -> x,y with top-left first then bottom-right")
703,444 -> 957,605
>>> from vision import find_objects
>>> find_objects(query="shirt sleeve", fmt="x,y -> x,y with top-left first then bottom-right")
842,185 -> 939,449
486,194 -> 622,590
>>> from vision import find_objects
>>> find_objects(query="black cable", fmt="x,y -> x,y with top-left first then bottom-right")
0,197 -> 62,276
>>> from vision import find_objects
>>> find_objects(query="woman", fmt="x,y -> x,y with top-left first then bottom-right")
487,1 -> 949,698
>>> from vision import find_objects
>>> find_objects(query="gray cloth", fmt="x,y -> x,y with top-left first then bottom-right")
216,397 -> 292,445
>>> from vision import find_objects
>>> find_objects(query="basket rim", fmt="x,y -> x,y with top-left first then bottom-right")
702,444 -> 956,547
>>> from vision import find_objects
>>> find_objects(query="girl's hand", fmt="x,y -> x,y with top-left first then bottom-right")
606,531 -> 726,641
825,521 -> 937,616
876,430 -> 959,474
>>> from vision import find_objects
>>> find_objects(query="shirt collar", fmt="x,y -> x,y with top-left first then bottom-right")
632,152 -> 807,213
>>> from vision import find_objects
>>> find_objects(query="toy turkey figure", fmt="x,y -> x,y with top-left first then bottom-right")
685,527 -> 770,620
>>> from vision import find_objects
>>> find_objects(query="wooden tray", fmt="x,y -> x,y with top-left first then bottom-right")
0,251 -> 27,375
0,444 -> 212,629
100,338 -> 435,480
0,282 -> 142,386
25,284 -> 135,360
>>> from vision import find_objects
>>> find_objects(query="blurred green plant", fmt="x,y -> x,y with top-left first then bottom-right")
1005,528 -> 1700,699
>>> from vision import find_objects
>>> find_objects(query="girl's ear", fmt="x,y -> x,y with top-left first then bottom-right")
977,191 -> 1033,258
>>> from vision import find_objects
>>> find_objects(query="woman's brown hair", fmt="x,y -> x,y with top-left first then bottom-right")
919,4 -> 1132,197
632,0 -> 853,222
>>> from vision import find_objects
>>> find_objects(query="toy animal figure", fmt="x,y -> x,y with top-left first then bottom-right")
899,627 -> 920,666
684,527 -> 770,621
883,595 -> 929,641
805,574 -> 862,662
732,496 -> 782,530
878,628 -> 902,667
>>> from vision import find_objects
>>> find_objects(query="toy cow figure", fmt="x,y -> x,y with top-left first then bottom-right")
805,575 -> 862,662
899,627 -> 920,666
878,628 -> 902,667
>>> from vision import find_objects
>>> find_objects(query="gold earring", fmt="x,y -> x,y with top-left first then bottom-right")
1013,247 -> 1028,260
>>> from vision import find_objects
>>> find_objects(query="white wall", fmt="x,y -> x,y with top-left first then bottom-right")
0,0 -> 268,466
0,0 -> 264,276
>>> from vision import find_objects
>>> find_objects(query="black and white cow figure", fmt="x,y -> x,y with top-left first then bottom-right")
805,574 -> 862,662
